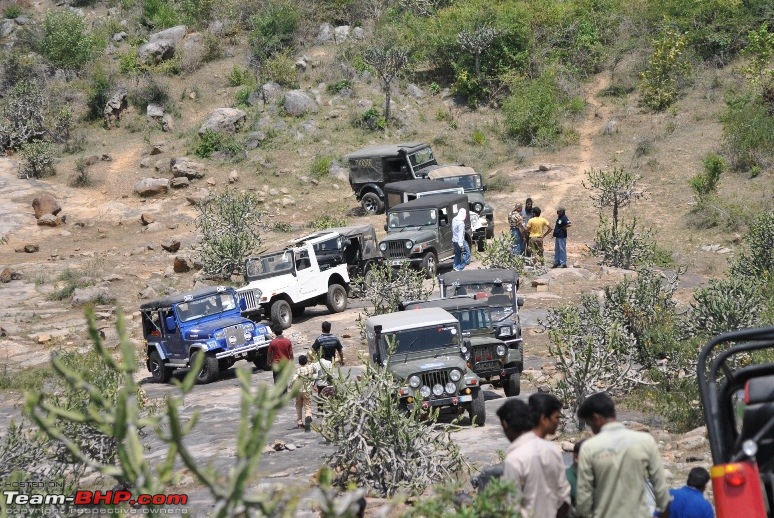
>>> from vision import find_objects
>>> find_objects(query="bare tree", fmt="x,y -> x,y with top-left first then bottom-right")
457,26 -> 498,79
362,44 -> 410,124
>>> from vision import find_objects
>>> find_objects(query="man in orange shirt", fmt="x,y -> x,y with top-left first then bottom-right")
267,325 -> 293,390
526,207 -> 553,266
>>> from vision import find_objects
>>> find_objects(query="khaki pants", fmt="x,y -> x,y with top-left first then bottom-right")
529,237 -> 544,264
295,392 -> 312,425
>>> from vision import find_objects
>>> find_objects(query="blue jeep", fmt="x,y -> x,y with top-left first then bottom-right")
141,286 -> 272,384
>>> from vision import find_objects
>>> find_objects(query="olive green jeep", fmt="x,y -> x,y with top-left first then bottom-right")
366,307 -> 486,425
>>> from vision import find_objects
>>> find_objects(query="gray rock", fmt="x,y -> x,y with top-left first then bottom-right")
352,27 -> 364,40
103,90 -> 128,128
181,32 -> 203,52
407,84 -> 424,99
295,58 -> 307,72
228,170 -> 239,183
147,103 -> 164,119
173,255 -> 194,273
139,286 -> 159,300
37,214 -> 63,227
283,90 -> 318,117
154,159 -> 169,173
209,20 -> 224,35
14,15 -> 30,25
246,91 -> 263,106
149,25 -> 187,45
140,157 -> 153,168
262,82 -> 283,103
170,177 -> 190,189
161,239 -> 181,253
112,31 -> 127,42
162,114 -> 174,132
138,40 -> 176,65
71,286 -> 110,305
198,107 -> 247,135
134,178 -> 169,197
316,23 -> 333,44
186,188 -> 210,206
32,195 -> 62,219
1,19 -> 15,38
328,164 -> 348,181
171,157 -> 207,179
334,25 -> 351,43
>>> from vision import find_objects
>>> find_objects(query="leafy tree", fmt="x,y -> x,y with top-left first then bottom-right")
503,72 -> 561,146
195,189 -> 264,279
638,28 -> 691,111
248,0 -> 299,62
730,211 -> 774,279
458,25 -> 498,79
0,81 -> 46,152
686,277 -> 764,338
40,11 -> 102,70
689,153 -> 725,201
19,140 -> 56,179
362,43 -> 410,124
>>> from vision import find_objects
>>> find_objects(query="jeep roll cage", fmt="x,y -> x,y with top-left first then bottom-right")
697,326 -> 774,517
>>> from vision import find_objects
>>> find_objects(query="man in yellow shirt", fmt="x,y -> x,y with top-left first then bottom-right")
526,207 -> 552,265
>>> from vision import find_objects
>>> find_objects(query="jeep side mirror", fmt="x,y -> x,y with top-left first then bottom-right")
517,297 -> 524,307
239,298 -> 247,311
165,316 -> 177,332
463,338 -> 472,349
483,185 -> 488,192
384,224 -> 388,231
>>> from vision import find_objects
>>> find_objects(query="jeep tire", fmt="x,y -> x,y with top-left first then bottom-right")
325,284 -> 348,313
476,238 -> 486,252
253,348 -> 268,370
468,388 -> 486,426
361,192 -> 384,215
194,351 -> 220,384
149,350 -> 172,383
504,372 -> 521,397
486,223 -> 495,240
421,251 -> 437,279
270,299 -> 292,329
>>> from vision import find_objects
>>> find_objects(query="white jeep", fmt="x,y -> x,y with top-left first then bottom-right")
236,232 -> 350,329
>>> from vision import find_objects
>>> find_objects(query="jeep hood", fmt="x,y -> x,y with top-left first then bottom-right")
183,316 -> 259,340
382,229 -> 437,243
387,352 -> 467,380
466,193 -> 493,215
239,274 -> 296,299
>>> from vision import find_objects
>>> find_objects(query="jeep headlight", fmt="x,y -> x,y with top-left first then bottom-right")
449,369 -> 462,382
405,240 -> 413,249
473,202 -> 483,212
408,375 -> 421,388
499,325 -> 513,337
496,344 -> 507,357
205,340 -> 218,350
432,384 -> 444,396
244,331 -> 252,340
445,382 -> 457,394
214,330 -> 225,339
420,386 -> 431,398
460,346 -> 470,361
379,242 -> 387,252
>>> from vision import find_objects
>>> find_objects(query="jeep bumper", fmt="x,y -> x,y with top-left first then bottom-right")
214,338 -> 268,360
474,364 -> 520,380
387,257 -> 425,269
404,393 -> 473,410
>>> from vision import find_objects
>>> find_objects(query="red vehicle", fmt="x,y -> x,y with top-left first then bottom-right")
697,326 -> 774,518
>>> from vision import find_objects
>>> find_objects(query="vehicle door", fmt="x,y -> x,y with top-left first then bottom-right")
163,307 -> 186,358
386,157 -> 408,182
295,248 -> 319,297
439,204 -> 453,256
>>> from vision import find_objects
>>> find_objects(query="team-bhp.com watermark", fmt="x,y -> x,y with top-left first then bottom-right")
3,483 -> 189,515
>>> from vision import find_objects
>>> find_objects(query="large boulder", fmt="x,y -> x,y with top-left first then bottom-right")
148,25 -> 187,45
316,23 -> 333,44
334,25 -> 351,43
71,286 -> 111,305
186,188 -> 210,206
262,82 -> 283,104
138,40 -> 176,65
171,157 -> 206,179
103,90 -> 128,128
198,108 -> 247,135
32,195 -> 61,219
134,178 -> 169,197
283,90 -> 318,117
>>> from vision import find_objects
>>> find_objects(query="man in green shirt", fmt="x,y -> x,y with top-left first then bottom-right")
576,393 -> 671,518
566,440 -> 585,507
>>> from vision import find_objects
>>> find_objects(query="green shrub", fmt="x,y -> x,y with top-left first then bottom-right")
452,67 -> 488,108
233,87 -> 250,107
354,107 -> 386,131
40,11 -> 103,70
19,140 -> 56,179
471,128 -> 486,145
308,215 -> 347,231
3,4 -> 22,18
721,93 -> 774,172
686,277 -> 764,338
310,155 -> 333,178
327,79 -> 353,94
179,0 -> 214,28
730,211 -> 774,279
503,72 -> 561,146
48,268 -> 93,301
128,78 -> 172,112
403,478 -> 521,518
484,173 -> 510,192
689,153 -> 724,200
87,67 -> 112,121
227,66 -> 254,87
193,129 -> 244,160
248,0 -> 299,61
70,158 -> 91,187
142,0 -> 182,29
262,49 -> 298,87
638,28 -> 691,112
473,232 -> 523,272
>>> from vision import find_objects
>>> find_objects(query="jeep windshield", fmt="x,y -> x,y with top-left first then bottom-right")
176,293 -> 238,323
245,251 -> 294,280
385,324 -> 460,355
435,174 -> 481,191
451,308 -> 492,332
407,148 -> 435,171
444,283 -> 516,322
387,209 -> 437,229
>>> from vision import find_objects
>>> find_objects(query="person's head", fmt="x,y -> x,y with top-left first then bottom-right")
525,197 -> 533,209
515,202 -> 523,211
686,467 -> 711,492
577,392 -> 616,434
572,439 -> 585,467
456,208 -> 467,219
322,321 -> 331,333
271,324 -> 283,336
497,399 -> 534,442
529,393 -> 563,437
299,355 -> 308,366
532,206 -> 541,217
557,206 -> 565,216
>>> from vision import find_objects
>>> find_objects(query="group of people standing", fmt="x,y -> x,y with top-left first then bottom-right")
497,392 -> 714,518
508,197 -> 571,268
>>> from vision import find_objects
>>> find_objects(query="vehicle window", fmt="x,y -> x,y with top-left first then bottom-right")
314,237 -> 340,252
245,251 -> 294,278
143,311 -> 162,336
176,292 -> 239,322
408,148 -> 435,169
437,175 -> 479,190
453,309 -> 491,331
445,283 -> 516,321
387,193 -> 402,208
388,209 -> 437,228
296,249 -> 311,271
363,233 -> 376,255
385,324 -> 459,354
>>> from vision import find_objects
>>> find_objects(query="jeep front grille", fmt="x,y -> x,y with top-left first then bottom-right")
224,324 -> 247,348
386,241 -> 409,259
473,344 -> 500,371
421,369 -> 452,395
238,290 -> 259,311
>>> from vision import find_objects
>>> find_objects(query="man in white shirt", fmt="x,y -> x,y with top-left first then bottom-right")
452,208 -> 470,271
498,398 -> 571,518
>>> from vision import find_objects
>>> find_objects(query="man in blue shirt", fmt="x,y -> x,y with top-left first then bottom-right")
668,467 -> 714,518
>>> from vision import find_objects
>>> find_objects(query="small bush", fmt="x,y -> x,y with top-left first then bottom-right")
474,232 -> 523,272
3,4 -> 22,19
639,28 -> 691,112
262,49 -> 298,87
308,215 -> 347,231
48,268 -> 93,301
248,0 -> 299,61
730,211 -> 774,279
179,0 -> 214,28
689,153 -> 724,200
142,0 -> 182,29
233,88 -> 250,107
0,80 -> 46,151
272,221 -> 293,233
405,478 -> 521,518
721,94 -> 774,171
471,128 -> 486,145
503,73 -> 561,146
686,277 -> 764,338
128,77 -> 171,112
69,158 -> 91,187
227,66 -> 254,87
193,129 -> 243,160
327,79 -> 353,94
19,140 -> 56,179
40,11 -> 102,70
310,155 -> 333,178
452,67 -> 488,108
484,173 -> 510,192
353,107 -> 386,131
